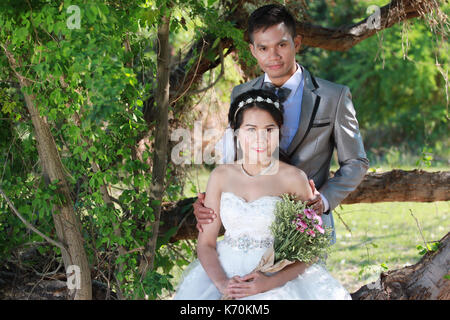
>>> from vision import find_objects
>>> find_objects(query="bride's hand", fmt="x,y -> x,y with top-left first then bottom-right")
218,276 -> 241,295
226,272 -> 272,299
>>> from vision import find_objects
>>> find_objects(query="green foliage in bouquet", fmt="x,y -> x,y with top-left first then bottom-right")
270,194 -> 332,264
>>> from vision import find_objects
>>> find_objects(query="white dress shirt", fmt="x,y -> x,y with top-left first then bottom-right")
264,63 -> 303,151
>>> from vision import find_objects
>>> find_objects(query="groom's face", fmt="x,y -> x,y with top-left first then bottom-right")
249,22 -> 301,87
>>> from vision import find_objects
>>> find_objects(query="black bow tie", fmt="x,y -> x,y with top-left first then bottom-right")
262,82 -> 292,102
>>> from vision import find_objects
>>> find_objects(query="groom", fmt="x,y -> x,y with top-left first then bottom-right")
193,4 -> 369,245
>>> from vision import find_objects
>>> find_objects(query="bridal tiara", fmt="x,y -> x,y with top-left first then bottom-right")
233,96 -> 280,121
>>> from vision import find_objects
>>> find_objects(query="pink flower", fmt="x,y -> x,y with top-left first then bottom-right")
314,214 -> 323,226
315,224 -> 325,234
297,220 -> 308,230
304,209 -> 315,219
296,226 -> 305,233
307,229 -> 316,237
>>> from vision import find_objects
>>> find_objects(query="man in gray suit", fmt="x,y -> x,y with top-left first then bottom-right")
193,4 -> 369,245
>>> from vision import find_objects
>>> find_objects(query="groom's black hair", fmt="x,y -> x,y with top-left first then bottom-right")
247,4 -> 297,43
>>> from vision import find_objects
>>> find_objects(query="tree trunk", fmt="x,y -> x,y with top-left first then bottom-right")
159,170 -> 449,242
342,169 -> 450,204
24,98 -> 92,300
138,14 -> 171,279
2,45 -> 92,300
352,232 -> 450,300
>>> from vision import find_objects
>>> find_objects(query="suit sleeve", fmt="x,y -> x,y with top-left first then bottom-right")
319,86 -> 369,211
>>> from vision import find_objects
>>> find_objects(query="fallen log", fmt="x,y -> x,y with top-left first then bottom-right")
351,232 -> 450,300
159,170 -> 449,242
342,169 -> 449,204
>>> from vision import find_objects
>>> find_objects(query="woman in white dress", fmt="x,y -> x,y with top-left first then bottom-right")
174,89 -> 351,300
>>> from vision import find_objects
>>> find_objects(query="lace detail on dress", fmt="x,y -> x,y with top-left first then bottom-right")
220,191 -> 280,243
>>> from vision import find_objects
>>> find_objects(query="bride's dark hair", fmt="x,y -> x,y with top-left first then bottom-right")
229,89 -> 283,130
228,89 -> 291,164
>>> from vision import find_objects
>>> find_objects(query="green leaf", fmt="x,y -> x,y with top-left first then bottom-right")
73,146 -> 83,155
212,37 -> 221,49
14,27 -> 28,44
151,199 -> 161,207
46,14 -> 54,33
429,242 -> 440,251
85,6 -> 96,23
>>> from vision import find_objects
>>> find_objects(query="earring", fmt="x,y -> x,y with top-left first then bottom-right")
234,134 -> 243,163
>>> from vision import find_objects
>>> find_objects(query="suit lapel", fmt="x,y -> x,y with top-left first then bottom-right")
251,74 -> 265,89
287,67 -> 320,157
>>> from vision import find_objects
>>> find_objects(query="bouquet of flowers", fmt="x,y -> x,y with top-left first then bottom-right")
252,193 -> 332,273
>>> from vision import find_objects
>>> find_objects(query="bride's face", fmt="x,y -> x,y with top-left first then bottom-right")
236,107 -> 280,165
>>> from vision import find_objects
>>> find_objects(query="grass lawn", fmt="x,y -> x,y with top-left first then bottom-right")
172,165 -> 449,295
328,201 -> 449,293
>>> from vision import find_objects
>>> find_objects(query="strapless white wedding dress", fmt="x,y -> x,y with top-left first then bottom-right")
173,192 -> 351,300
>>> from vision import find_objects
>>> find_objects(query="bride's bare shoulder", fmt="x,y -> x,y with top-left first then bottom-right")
205,164 -> 238,194
277,162 -> 311,199
278,161 -> 308,181
209,163 -> 239,179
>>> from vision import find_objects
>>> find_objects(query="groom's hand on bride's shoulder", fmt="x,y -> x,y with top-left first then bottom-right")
306,180 -> 325,216
193,192 -> 216,232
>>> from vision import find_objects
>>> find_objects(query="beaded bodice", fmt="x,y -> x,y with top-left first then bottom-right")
220,191 -> 281,252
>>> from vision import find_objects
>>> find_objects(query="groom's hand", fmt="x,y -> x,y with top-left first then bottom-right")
306,179 -> 324,216
193,192 -> 216,232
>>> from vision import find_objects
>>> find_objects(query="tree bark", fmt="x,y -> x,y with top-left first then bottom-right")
159,170 -> 450,242
351,232 -> 450,300
342,169 -> 450,204
1,44 -> 92,300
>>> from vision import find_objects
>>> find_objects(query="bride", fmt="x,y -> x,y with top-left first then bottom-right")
174,89 -> 351,300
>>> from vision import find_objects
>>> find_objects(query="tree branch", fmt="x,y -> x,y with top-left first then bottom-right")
0,186 -> 70,258
296,0 -> 441,51
187,42 -> 226,96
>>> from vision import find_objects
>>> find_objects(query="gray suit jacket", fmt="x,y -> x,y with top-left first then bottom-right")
230,67 -> 369,244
